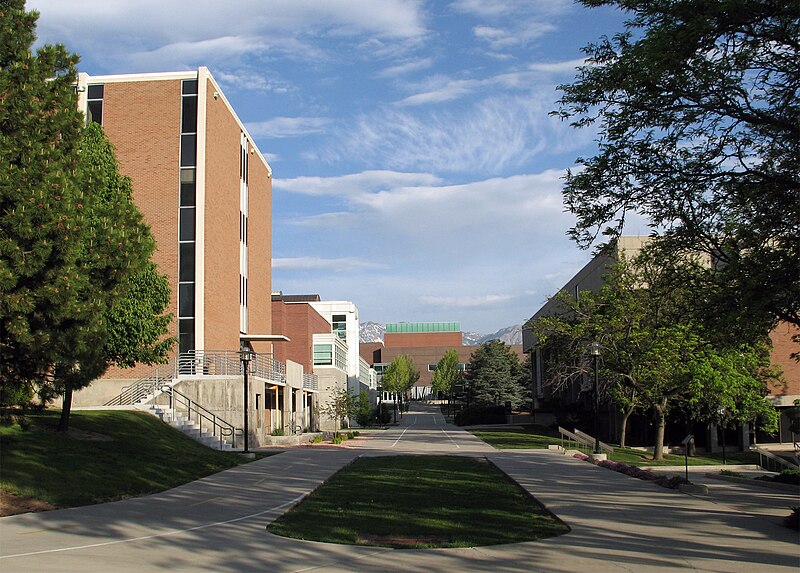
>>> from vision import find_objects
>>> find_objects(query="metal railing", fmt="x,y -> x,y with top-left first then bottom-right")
750,445 -> 799,472
160,384 -> 241,449
104,360 -> 176,406
175,350 -> 285,384
574,428 -> 614,455
558,426 -> 593,454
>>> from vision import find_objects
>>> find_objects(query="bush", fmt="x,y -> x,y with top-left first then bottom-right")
332,435 -> 344,445
355,391 -> 373,427
455,405 -> 506,426
575,453 -> 688,490
377,403 -> 392,425
310,435 -> 323,444
756,469 -> 800,486
785,507 -> 799,530
271,428 -> 285,437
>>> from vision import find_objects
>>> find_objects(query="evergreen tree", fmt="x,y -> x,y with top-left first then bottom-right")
0,0 -> 86,403
465,340 -> 525,409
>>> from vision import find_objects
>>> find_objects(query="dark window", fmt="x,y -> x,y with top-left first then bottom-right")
178,318 -> 195,355
87,100 -> 103,124
179,243 -> 195,282
87,84 -> 104,99
180,169 -> 195,206
181,96 -> 197,133
181,79 -> 198,95
179,283 -> 195,317
180,134 -> 196,166
179,207 -> 195,241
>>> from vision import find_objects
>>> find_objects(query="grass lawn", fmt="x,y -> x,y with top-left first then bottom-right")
267,455 -> 569,548
470,425 -> 760,467
0,410 -> 268,509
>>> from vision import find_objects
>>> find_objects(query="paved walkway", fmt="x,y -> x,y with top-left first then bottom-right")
1,403 -> 797,572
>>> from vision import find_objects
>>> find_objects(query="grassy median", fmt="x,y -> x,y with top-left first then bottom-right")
0,409 -> 267,511
267,455 -> 569,548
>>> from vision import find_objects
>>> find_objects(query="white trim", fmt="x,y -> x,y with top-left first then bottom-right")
79,70 -> 199,84
195,67 -> 208,353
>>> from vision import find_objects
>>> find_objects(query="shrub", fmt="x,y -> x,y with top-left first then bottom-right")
271,428 -> 285,437
310,435 -> 323,444
332,435 -> 344,445
756,469 -> 800,486
454,405 -> 506,426
355,391 -> 373,427
784,507 -> 799,530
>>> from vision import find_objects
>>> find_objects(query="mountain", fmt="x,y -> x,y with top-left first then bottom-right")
360,321 -> 522,346
359,321 -> 385,343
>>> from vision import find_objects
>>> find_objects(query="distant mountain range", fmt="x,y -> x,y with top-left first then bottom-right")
359,322 -> 522,346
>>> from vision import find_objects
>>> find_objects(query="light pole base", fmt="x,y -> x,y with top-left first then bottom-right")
589,453 -> 608,462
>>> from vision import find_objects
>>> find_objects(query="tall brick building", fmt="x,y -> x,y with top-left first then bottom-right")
75,68 -> 273,382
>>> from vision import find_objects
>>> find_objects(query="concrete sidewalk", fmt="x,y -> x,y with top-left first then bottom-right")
1,405 -> 797,572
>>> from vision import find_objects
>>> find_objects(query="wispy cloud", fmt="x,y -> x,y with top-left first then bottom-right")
419,294 -> 515,308
379,57 -> 435,77
273,256 -> 388,271
246,117 -> 332,138
275,170 -> 442,196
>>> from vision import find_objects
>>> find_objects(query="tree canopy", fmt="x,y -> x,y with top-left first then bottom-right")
381,355 -> 419,397
528,257 -> 779,459
465,340 -> 526,409
431,349 -> 461,398
556,0 -> 800,339
1,0 -> 86,401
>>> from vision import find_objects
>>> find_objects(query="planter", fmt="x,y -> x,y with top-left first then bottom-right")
678,483 -> 709,495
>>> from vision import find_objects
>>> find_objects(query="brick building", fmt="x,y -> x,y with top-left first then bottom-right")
75,67 -> 274,382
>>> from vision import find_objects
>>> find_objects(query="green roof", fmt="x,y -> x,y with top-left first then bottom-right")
385,322 -> 460,334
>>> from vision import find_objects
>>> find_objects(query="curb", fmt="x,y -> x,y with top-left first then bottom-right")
704,473 -> 800,493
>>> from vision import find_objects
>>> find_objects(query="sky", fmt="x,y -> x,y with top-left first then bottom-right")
28,0 -> 644,334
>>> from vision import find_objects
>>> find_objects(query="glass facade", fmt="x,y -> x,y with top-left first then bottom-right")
385,322 -> 460,334
178,78 -> 198,355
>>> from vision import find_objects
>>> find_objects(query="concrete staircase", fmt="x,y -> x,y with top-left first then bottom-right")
138,403 -> 237,451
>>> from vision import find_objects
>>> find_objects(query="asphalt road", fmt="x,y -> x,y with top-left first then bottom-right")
1,402 -> 797,572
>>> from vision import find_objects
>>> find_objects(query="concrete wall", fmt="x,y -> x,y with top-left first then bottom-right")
315,368 -> 349,432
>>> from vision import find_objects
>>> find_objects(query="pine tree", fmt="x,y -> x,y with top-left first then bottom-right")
465,340 -> 525,409
0,0 -> 86,403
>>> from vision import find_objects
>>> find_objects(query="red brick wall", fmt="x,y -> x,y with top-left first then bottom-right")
247,139 -> 272,350
271,302 -> 330,370
769,322 -> 800,398
203,78 -> 246,352
384,331 -> 462,348
100,79 -> 182,380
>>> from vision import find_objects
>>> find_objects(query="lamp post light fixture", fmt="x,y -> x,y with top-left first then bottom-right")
239,346 -> 255,454
589,341 -> 602,455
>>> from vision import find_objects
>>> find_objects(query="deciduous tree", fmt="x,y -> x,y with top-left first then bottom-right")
556,0 -> 800,340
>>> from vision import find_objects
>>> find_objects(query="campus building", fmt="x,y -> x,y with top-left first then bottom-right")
366,322 -> 524,400
67,68 -> 317,445
272,293 -> 376,431
522,236 -> 800,449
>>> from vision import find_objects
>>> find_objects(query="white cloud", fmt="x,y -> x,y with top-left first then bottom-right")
29,0 -> 427,70
313,92 -> 590,174
273,256 -> 388,271
246,117 -> 332,138
214,70 -> 292,94
275,171 -> 442,197
419,294 -> 515,308
379,57 -> 435,78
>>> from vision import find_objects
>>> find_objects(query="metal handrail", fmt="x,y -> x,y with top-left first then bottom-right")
574,428 -> 614,455
558,426 -> 592,454
104,360 -> 176,406
750,445 -> 799,472
160,384 -> 240,449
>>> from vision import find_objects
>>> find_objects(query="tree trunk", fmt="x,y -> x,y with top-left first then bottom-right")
652,402 -> 667,461
58,381 -> 73,432
618,405 -> 634,448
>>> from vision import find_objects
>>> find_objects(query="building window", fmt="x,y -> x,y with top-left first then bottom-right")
178,78 -> 198,355
86,84 -> 104,125
239,132 -> 249,333
313,344 -> 333,366
332,314 -> 347,340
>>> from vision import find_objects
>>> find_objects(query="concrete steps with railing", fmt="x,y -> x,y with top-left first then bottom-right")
139,403 -> 237,451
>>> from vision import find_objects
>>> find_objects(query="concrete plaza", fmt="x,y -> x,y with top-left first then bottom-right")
1,403 -> 797,572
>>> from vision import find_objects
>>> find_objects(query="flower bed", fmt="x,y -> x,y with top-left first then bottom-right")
573,453 -> 689,490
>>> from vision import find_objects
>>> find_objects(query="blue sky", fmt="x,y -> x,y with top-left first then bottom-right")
29,0 -> 642,334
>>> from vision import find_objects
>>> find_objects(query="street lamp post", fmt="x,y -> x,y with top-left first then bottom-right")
239,346 -> 255,454
589,341 -> 601,455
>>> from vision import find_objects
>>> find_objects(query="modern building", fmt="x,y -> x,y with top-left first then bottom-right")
272,293 -> 376,431
522,235 -> 800,448
67,68 -> 317,446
